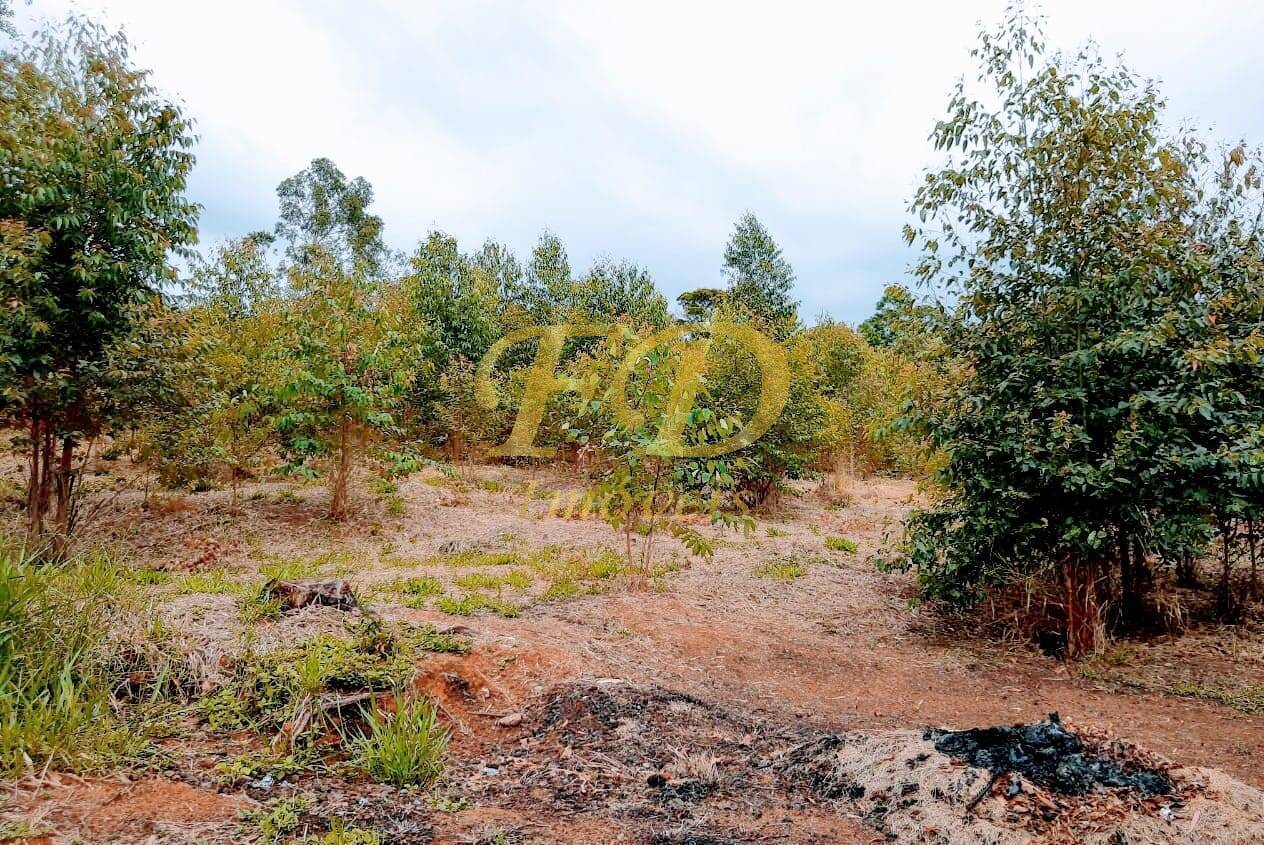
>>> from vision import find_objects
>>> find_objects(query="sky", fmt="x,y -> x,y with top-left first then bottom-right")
13,0 -> 1264,322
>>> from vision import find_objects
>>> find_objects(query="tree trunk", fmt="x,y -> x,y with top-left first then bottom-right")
1118,530 -> 1151,629
1063,557 -> 1102,659
330,416 -> 351,521
26,416 -> 43,537
52,436 -> 75,556
1216,520 -> 1238,620
1175,553 -> 1200,589
1249,519 -> 1259,602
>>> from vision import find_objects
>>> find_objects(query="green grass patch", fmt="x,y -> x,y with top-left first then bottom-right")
437,549 -> 521,567
0,545 -> 198,776
756,561 -> 806,580
453,572 -> 507,592
200,619 -> 467,740
169,568 -> 246,595
435,592 -> 519,617
825,536 -> 858,553
1170,681 -> 1264,714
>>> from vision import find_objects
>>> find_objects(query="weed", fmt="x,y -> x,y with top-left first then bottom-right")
438,550 -> 519,568
244,796 -> 311,844
429,793 -> 470,812
765,526 -> 789,537
756,561 -> 806,580
384,494 -> 406,516
304,819 -> 382,845
0,820 -> 52,840
203,620 -> 468,741
370,478 -> 399,496
454,572 -> 505,592
125,567 -> 171,586
825,536 -> 858,553
380,553 -> 429,569
345,695 -> 448,788
503,569 -> 533,590
541,578 -> 582,602
395,575 -> 443,609
0,545 -> 182,775
584,551 -> 624,580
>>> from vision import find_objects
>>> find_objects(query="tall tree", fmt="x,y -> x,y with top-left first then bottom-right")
406,231 -> 500,367
676,288 -> 727,323
0,17 -> 199,539
886,6 -> 1264,653
523,230 -> 577,322
272,160 -> 420,521
275,250 -> 422,521
276,157 -> 386,275
579,259 -> 670,328
722,213 -> 798,337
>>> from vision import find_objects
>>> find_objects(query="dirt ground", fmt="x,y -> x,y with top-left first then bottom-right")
2,459 -> 1262,844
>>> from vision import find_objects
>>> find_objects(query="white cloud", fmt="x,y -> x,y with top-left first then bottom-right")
14,0 -> 1264,320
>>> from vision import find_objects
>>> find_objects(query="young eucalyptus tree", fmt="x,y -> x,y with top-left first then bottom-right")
0,17 -> 198,541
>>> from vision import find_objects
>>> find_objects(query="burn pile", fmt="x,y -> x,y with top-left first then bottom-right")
929,713 -> 1173,797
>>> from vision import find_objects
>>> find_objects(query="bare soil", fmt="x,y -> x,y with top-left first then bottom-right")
2,461 -> 1262,844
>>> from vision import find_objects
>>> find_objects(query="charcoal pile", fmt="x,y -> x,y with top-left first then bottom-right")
448,679 -> 1264,844
929,712 -> 1172,797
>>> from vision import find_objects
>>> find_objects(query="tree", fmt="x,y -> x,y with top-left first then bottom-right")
886,5 -> 1264,653
579,259 -> 670,328
275,251 -> 423,521
722,213 -> 798,337
276,157 -> 385,276
0,17 -> 198,540
406,231 -> 501,368
565,328 -> 750,584
271,161 -> 422,521
676,288 -> 727,323
471,239 -> 525,322
522,230 -> 579,322
859,284 -> 947,361
183,236 -> 286,504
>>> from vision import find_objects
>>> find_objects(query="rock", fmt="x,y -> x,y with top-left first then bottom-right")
496,712 -> 524,727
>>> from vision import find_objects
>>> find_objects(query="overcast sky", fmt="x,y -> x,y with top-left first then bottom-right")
14,1 -> 1264,322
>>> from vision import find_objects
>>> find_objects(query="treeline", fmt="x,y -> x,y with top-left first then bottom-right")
0,16 -> 932,543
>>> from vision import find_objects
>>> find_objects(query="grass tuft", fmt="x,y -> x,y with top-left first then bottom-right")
756,561 -> 806,580
824,536 -> 858,553
345,695 -> 448,788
